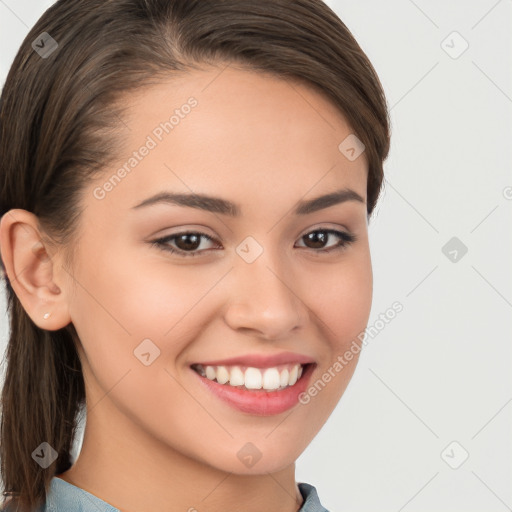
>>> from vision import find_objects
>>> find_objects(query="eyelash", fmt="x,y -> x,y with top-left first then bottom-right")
150,228 -> 357,258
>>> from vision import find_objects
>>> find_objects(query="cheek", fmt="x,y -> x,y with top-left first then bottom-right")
74,248 -> 211,334
67,253 -> 214,434
309,253 -> 373,347
288,255 -> 372,438
68,249 -> 215,387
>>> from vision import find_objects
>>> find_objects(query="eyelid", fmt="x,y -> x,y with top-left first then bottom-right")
298,222 -> 351,237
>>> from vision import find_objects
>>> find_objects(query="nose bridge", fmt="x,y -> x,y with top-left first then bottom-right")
223,236 -> 306,339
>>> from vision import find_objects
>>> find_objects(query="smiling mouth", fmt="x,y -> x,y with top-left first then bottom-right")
190,362 -> 312,391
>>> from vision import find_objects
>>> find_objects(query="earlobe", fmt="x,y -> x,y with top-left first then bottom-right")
0,208 -> 72,331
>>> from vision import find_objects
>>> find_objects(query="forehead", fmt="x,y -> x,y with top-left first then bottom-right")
84,65 -> 368,220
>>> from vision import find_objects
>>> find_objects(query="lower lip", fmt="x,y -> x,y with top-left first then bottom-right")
192,364 -> 315,416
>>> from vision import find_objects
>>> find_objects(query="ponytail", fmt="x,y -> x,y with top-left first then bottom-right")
0,279 -> 85,511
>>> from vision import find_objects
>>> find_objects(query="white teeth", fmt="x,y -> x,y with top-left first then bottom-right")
262,368 -> 281,390
280,368 -> 289,387
216,366 -> 230,384
196,363 -> 305,390
229,366 -> 244,386
289,365 -> 298,386
205,366 -> 216,380
244,367 -> 262,389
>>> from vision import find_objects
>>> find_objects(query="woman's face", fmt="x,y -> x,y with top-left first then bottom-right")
62,65 -> 372,474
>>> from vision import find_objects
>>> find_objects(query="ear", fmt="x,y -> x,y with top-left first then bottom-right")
0,209 -> 72,331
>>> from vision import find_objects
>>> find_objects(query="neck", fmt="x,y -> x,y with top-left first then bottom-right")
58,400 -> 304,512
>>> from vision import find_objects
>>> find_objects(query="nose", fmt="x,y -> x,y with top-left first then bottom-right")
223,251 -> 308,341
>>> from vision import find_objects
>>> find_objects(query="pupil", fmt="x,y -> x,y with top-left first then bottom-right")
177,234 -> 200,250
306,232 -> 327,249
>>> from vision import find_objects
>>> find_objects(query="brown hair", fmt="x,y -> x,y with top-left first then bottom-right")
0,0 -> 390,509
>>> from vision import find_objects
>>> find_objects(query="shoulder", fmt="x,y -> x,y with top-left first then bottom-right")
42,478 -> 119,512
297,482 -> 330,512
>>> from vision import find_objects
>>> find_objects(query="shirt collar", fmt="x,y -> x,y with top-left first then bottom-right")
45,477 -> 329,512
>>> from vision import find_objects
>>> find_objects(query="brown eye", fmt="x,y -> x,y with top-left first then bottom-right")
174,233 -> 202,251
296,229 -> 356,252
151,231 -> 219,257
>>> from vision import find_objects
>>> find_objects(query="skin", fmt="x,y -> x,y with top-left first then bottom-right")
0,64 -> 372,512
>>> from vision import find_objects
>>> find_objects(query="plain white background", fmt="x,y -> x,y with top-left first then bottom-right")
1,1 -> 511,511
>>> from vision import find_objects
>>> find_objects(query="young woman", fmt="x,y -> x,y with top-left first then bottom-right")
0,0 -> 390,510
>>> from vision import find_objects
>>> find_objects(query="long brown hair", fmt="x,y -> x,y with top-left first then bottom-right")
0,0 -> 390,509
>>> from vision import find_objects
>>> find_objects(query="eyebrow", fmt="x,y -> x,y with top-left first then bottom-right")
131,187 -> 365,216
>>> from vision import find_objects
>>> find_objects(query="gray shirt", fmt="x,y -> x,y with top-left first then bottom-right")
28,477 -> 330,511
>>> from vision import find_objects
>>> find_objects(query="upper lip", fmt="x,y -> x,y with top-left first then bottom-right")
192,351 -> 315,368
